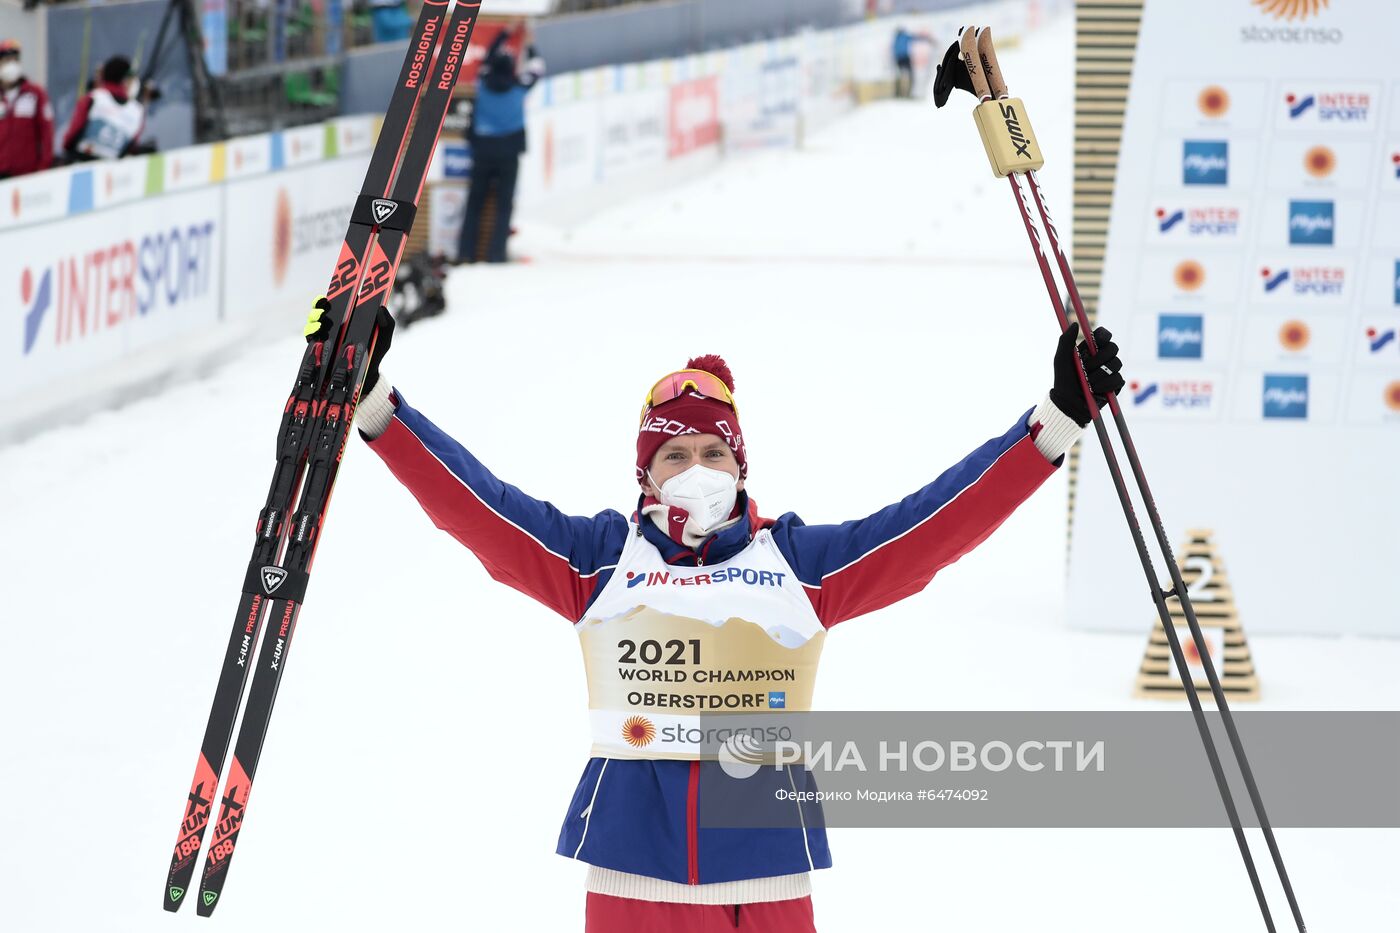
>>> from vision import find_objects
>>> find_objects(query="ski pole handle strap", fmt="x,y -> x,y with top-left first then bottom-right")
352,195 -> 418,232
242,561 -> 311,603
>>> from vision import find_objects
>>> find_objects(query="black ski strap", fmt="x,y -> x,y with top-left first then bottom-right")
352,195 -> 417,232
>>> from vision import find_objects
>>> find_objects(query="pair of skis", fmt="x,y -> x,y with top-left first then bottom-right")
162,1 -> 482,915
938,26 -> 1306,933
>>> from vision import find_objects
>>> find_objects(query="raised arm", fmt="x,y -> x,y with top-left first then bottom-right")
363,386 -> 629,620
300,301 -> 629,621
769,323 -> 1124,627
769,407 -> 1059,627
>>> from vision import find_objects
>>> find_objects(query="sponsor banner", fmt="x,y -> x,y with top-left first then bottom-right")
280,125 -> 326,168
1250,196 -> 1362,250
1239,314 -> 1345,367
1120,373 -> 1222,419
1146,199 -> 1246,244
1345,371 -> 1400,424
1155,137 -> 1260,191
88,158 -> 149,211
1159,79 -> 1269,132
164,144 -> 217,192
1276,84 -> 1380,133
0,188 -> 222,403
1384,141 -> 1400,193
428,183 -> 467,260
332,116 -> 375,158
1263,138 -> 1369,191
0,167 -> 71,229
1130,311 -> 1234,365
1133,253 -> 1241,304
723,49 -> 801,152
1075,0 -> 1399,635
600,87 -> 667,179
1252,258 -> 1352,305
1356,317 -> 1400,367
224,133 -> 274,179
1231,371 -> 1337,423
536,99 -> 601,197
221,158 -> 366,322
1357,257 -> 1400,309
668,75 -> 721,158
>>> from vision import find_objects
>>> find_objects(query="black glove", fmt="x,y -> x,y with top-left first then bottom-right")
932,40 -> 974,108
302,297 -> 395,395
1049,322 -> 1124,427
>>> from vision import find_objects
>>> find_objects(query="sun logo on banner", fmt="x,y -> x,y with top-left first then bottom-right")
1278,320 -> 1311,351
1304,145 -> 1335,179
1253,0 -> 1330,20
1174,259 -> 1205,292
621,715 -> 656,748
1197,86 -> 1230,118
1385,381 -> 1400,413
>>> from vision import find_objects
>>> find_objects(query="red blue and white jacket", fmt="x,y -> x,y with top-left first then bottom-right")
366,391 -> 1060,886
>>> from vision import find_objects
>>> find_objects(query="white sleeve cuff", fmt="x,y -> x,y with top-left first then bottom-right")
1030,392 -> 1083,462
355,377 -> 396,440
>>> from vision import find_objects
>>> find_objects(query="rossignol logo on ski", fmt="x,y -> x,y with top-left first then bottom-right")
371,199 -> 398,224
260,566 -> 288,594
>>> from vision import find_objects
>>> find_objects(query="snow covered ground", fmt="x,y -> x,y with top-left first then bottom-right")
2,13 -> 1396,932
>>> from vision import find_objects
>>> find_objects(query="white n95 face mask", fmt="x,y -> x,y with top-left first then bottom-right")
0,62 -> 22,85
652,464 -> 738,533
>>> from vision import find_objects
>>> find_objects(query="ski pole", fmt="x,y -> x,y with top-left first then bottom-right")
971,28 -> 1307,931
941,24 -> 1303,933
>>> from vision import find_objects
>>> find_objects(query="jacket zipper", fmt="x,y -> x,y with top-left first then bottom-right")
686,759 -> 700,884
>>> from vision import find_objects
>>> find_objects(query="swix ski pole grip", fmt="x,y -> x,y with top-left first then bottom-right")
957,27 -> 991,100
968,26 -> 1045,177
976,26 -> 1009,99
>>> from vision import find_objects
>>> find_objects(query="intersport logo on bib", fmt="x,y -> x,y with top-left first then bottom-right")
625,568 -> 788,589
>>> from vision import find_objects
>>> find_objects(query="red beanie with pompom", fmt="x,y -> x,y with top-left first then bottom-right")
636,355 -> 747,486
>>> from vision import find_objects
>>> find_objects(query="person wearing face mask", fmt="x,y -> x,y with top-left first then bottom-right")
311,302 -> 1122,931
62,55 -> 145,162
0,39 -> 54,178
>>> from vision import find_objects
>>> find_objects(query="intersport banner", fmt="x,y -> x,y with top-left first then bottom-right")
0,187 -> 223,404
1068,0 -> 1400,636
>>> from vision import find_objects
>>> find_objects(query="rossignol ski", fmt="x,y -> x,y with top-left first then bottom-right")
163,1 -> 481,915
937,25 -> 1306,933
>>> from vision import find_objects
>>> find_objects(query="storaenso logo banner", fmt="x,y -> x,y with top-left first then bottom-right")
260,566 -> 288,594
999,102 -> 1032,159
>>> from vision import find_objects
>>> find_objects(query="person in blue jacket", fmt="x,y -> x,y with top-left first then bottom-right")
457,26 -> 544,264
304,289 -> 1125,929
892,27 -> 933,99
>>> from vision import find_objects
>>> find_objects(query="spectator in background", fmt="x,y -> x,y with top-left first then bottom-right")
892,26 -> 933,99
62,55 -> 146,161
457,26 -> 544,264
0,39 -> 54,178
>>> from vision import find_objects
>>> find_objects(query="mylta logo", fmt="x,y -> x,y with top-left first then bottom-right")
1288,200 -> 1334,246
1262,374 -> 1308,420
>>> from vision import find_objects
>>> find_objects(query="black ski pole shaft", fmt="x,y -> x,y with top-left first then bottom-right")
975,25 -> 1306,932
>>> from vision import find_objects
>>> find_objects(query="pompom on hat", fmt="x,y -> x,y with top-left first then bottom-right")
636,355 -> 747,485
